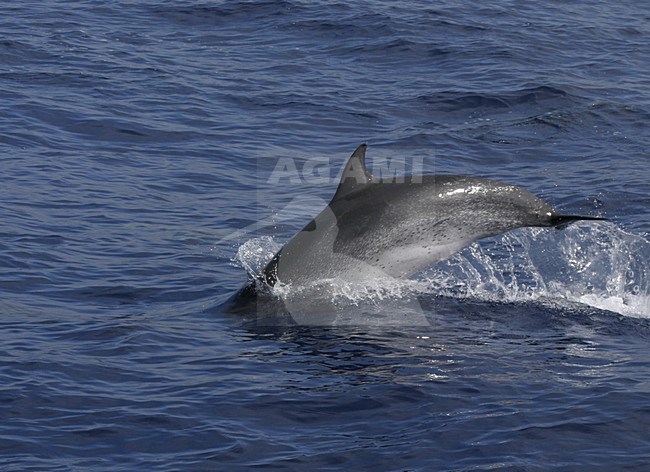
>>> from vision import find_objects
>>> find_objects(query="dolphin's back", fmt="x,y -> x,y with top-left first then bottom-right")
329,174 -> 555,277
260,146 -> 604,287
263,174 -> 554,285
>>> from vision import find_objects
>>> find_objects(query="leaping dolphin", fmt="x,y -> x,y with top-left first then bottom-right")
258,144 -> 605,288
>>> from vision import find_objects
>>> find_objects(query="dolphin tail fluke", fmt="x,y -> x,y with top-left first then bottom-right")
549,214 -> 608,229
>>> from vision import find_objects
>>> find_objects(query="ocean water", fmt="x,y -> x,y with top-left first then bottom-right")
1,0 -> 649,470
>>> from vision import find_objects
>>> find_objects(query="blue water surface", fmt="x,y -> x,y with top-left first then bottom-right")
1,1 -> 649,470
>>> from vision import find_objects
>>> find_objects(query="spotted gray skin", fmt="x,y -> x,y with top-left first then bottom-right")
260,144 -> 605,287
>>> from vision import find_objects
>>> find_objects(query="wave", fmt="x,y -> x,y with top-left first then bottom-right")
153,1 -> 301,27
416,85 -> 575,113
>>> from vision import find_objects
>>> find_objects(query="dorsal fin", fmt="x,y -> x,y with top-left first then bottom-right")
332,144 -> 373,201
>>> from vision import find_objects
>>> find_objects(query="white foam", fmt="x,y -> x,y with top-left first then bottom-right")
576,293 -> 649,318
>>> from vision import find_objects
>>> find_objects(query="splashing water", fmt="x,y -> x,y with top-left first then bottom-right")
234,236 -> 281,279
233,223 -> 649,318
428,222 -> 649,318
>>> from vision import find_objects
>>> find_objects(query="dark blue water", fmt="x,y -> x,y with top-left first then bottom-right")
1,1 -> 649,470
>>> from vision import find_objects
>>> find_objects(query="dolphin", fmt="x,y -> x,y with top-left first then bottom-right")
257,144 -> 605,288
